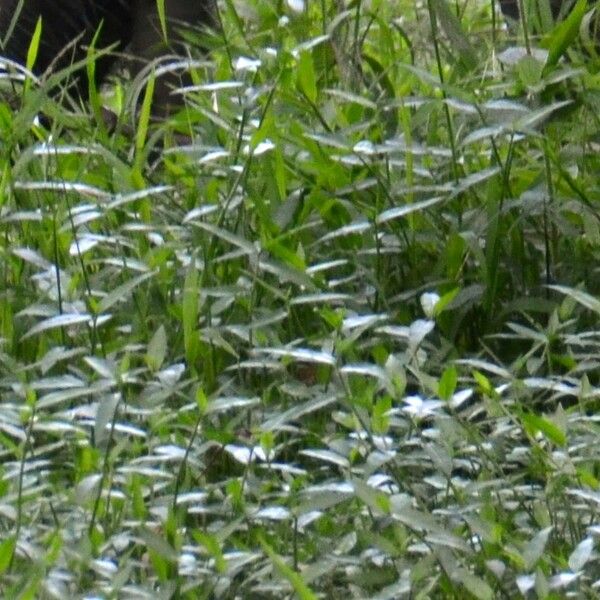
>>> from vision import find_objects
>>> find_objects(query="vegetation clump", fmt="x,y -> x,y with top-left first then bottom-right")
0,0 -> 599,597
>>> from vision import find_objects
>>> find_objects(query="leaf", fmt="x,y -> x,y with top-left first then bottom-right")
259,535 -> 318,600
206,395 -> 260,414
84,356 -> 117,380
297,50 -> 317,104
300,449 -> 349,468
74,474 -> 102,504
193,531 -> 226,573
438,365 -> 457,401
156,0 -> 168,41
193,221 -> 257,256
98,271 -> 154,314
548,284 -> 600,315
376,195 -> 446,225
95,395 -> 119,448
25,16 -> 42,74
430,0 -> 477,70
523,526 -> 553,569
138,527 -> 179,563
568,537 -> 594,571
183,262 -> 200,366
455,568 -> 494,600
255,347 -> 336,366
146,325 -> 167,372
541,0 -> 587,68
21,313 -> 92,341
516,54 -> 544,88
0,536 -> 16,573
521,412 -> 567,447
352,478 -> 390,515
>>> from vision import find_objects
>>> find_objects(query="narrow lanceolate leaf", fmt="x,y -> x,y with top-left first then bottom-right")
376,196 -> 446,224
0,537 -> 16,573
98,272 -> 155,314
94,394 -> 119,448
25,16 -> 42,74
297,50 -> 317,104
430,0 -> 477,70
548,285 -> 600,315
438,365 -> 458,401
21,313 -> 92,340
454,568 -> 494,600
183,262 -> 200,366
254,347 -> 336,366
523,527 -> 553,570
146,325 -> 167,372
156,0 -> 168,41
569,537 -> 594,571
259,536 -> 318,600
542,0 -> 586,67
138,527 -> 179,563
521,412 -> 567,447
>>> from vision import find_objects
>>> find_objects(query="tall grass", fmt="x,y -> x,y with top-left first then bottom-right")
0,0 -> 599,597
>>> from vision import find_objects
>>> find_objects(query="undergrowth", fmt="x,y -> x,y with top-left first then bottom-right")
0,0 -> 599,597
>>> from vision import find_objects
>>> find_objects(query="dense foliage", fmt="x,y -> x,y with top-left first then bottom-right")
1,0 -> 600,597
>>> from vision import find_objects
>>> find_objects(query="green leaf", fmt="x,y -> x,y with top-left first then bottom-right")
430,0 -> 477,70
196,387 -> 208,414
472,370 -> 493,396
549,284 -> 600,315
569,537 -> 594,571
146,325 -> 167,372
516,55 -> 544,87
297,50 -> 317,104
94,394 -> 119,448
138,527 -> 179,563
183,262 -> 200,366
133,70 -> 155,183
434,287 -> 460,315
25,17 -> 42,74
0,536 -> 15,573
259,535 -> 318,600
352,478 -> 390,515
97,272 -> 154,314
438,365 -> 457,401
87,25 -> 103,125
156,0 -> 168,41
193,531 -> 226,573
455,568 -> 494,600
521,412 -> 567,447
541,0 -> 587,67
523,526 -> 553,569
